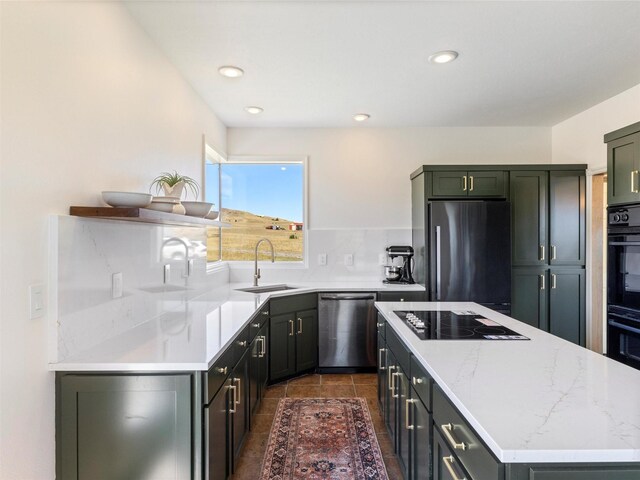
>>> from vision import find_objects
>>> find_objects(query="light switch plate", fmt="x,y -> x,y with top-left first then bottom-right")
318,253 -> 327,266
29,284 -> 45,319
344,253 -> 354,266
164,264 -> 171,283
112,272 -> 123,299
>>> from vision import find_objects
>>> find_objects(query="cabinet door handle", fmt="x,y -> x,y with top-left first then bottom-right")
469,176 -> 474,192
234,378 -> 241,405
462,175 -> 467,191
632,171 -> 639,193
252,323 -> 261,328
237,340 -> 247,347
388,365 -> 396,391
443,455 -> 466,480
442,423 -> 467,450
379,348 -> 386,370
539,245 -> 545,261
262,310 -> 269,316
260,335 -> 267,356
539,274 -> 545,290
297,317 -> 303,334
551,245 -> 557,260
405,398 -> 415,430
228,384 -> 237,413
289,319 -> 294,336
377,322 -> 385,328
551,273 -> 557,289
216,366 -> 228,375
392,372 -> 401,398
412,376 -> 424,385
256,336 -> 264,357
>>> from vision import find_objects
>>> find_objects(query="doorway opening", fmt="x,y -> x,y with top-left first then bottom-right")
588,173 -> 607,354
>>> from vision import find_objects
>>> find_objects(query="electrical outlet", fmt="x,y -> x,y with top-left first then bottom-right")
29,284 -> 45,319
344,253 -> 354,266
318,253 -> 327,266
164,264 -> 171,283
112,272 -> 123,299
378,253 -> 387,266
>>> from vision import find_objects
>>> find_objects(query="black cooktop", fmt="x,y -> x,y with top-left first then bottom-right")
393,310 -> 529,340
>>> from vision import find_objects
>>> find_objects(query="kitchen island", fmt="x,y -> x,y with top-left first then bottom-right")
375,301 -> 640,479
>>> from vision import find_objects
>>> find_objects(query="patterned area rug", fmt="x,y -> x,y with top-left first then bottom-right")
260,398 -> 389,480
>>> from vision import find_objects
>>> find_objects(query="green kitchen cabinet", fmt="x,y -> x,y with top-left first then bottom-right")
206,378 -> 233,480
549,268 -> 586,345
606,122 -> 640,206
433,428 -> 471,480
295,308 -> 318,372
377,332 -> 388,416
378,291 -> 427,303
549,171 -> 586,266
230,350 -> 250,467
56,373 -> 193,480
385,349 -> 399,443
512,267 -> 548,331
510,171 -> 548,266
269,312 -> 297,381
396,367 -> 411,480
432,170 -> 506,198
409,388 -> 432,480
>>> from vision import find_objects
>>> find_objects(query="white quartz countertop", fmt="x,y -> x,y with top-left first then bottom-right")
49,281 -> 423,372
376,301 -> 640,464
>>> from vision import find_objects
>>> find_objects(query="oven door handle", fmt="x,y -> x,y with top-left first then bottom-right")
609,320 -> 640,336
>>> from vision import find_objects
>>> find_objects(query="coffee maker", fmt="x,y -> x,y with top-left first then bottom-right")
383,246 -> 415,284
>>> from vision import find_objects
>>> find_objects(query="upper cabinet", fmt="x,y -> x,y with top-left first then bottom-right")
432,170 -> 507,198
510,171 -> 548,266
606,122 -> 640,206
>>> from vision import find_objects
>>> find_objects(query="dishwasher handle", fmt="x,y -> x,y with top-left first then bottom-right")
319,294 -> 377,301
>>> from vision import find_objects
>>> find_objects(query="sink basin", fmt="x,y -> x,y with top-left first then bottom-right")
235,284 -> 300,294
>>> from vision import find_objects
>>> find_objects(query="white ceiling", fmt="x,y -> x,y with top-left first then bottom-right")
125,1 -> 640,128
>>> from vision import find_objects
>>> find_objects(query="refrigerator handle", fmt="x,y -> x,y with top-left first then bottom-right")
435,226 -> 441,300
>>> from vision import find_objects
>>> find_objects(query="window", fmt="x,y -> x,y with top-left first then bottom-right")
205,154 -> 306,263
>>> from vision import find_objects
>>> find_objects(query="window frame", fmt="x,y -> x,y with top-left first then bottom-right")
205,153 -> 309,270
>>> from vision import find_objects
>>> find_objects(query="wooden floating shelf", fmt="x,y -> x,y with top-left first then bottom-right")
70,207 -> 230,228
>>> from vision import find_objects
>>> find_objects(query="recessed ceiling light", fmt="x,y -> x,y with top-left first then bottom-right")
353,113 -> 370,122
428,50 -> 459,64
245,106 -> 263,115
218,65 -> 244,78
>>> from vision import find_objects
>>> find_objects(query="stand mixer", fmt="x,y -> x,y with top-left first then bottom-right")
383,245 -> 415,284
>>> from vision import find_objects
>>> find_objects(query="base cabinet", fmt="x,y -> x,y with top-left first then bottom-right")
249,323 -> 268,420
433,429 -> 471,480
269,306 -> 318,383
56,374 -> 193,480
206,379 -> 233,480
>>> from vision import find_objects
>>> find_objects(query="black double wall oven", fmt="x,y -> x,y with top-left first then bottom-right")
608,204 -> 640,369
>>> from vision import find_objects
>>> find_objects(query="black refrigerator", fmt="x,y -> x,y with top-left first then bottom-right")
427,201 -> 511,313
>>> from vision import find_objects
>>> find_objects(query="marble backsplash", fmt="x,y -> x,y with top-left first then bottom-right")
49,215 -> 229,363
50,217 -> 411,363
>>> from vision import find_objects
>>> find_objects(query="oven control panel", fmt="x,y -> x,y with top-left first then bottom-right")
608,206 -> 640,226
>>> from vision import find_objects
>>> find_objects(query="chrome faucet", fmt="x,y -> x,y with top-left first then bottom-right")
254,238 -> 275,286
161,237 -> 192,278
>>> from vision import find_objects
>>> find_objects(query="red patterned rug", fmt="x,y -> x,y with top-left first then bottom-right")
260,398 -> 389,479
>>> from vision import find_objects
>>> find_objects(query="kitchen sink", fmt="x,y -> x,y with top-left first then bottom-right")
235,284 -> 300,294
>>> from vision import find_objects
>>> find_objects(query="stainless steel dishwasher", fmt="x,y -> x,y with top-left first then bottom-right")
318,292 -> 378,371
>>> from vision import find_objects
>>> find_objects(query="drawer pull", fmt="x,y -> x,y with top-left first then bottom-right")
442,423 -> 467,451
539,244 -> 545,261
412,376 -> 424,385
377,322 -> 385,328
551,245 -> 557,260
234,378 -> 241,404
392,372 -> 401,398
405,398 -> 415,430
259,335 -> 267,357
215,366 -> 228,375
252,323 -> 261,328
551,273 -> 557,289
539,274 -> 545,290
262,310 -> 269,316
378,348 -> 386,370
388,365 -> 396,391
443,455 -> 466,480
237,340 -> 247,347
297,317 -> 303,334
469,176 -> 474,192
228,384 -> 237,413
462,175 -> 467,191
289,319 -> 294,336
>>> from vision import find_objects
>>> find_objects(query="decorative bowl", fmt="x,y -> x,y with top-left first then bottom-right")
152,196 -> 181,204
102,191 -> 152,208
205,210 -> 220,220
145,202 -> 175,213
182,201 -> 213,218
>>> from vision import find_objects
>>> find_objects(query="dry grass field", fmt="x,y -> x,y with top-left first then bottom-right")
207,208 -> 303,262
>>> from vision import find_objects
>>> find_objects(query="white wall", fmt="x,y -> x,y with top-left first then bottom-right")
228,127 -> 551,229
552,83 -> 640,170
0,2 -> 226,478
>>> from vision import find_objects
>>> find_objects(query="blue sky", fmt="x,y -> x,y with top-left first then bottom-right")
205,163 -> 303,222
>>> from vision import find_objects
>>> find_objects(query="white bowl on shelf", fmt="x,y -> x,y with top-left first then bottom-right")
205,210 -> 219,220
152,196 -> 181,204
102,191 -> 152,208
182,201 -> 213,218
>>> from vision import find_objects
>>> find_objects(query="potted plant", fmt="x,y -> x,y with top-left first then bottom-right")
150,171 -> 200,199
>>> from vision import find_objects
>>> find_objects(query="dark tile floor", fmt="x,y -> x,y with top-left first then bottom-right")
231,373 -> 402,479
